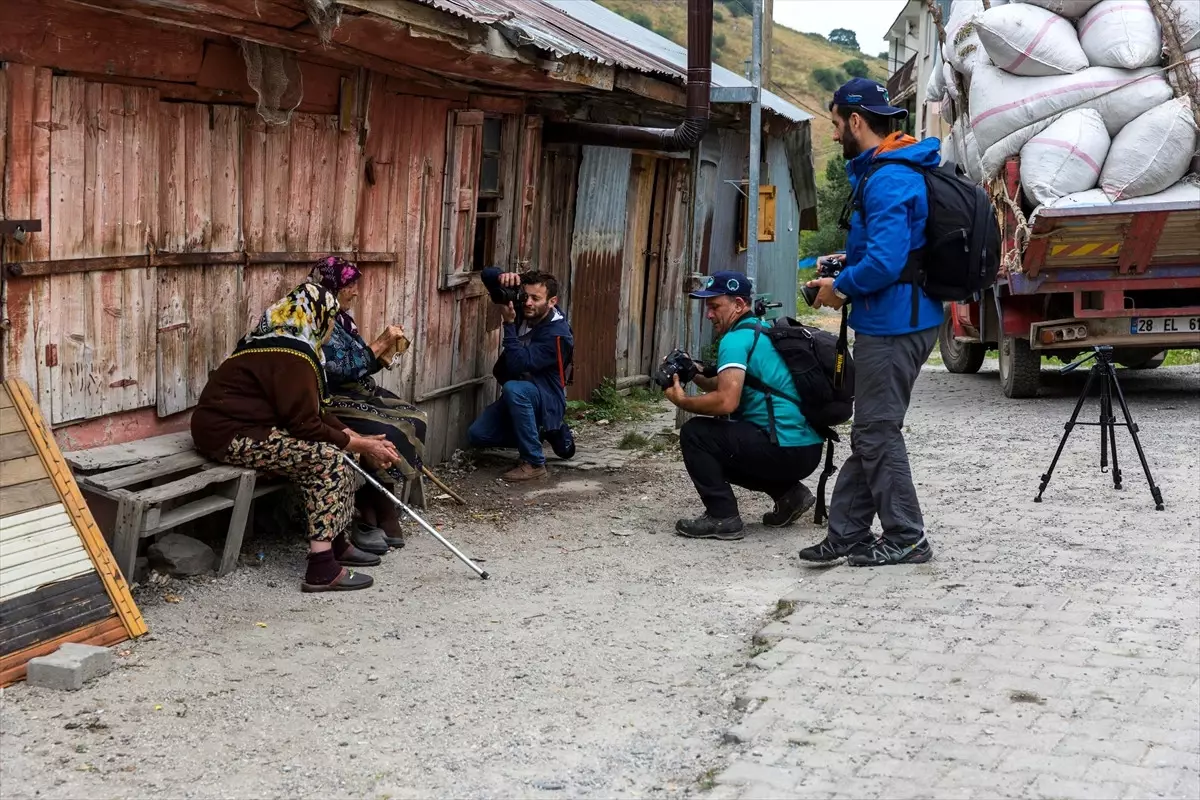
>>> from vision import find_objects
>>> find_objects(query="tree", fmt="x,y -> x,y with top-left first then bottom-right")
877,51 -> 888,60
829,28 -> 860,50
812,67 -> 844,92
625,11 -> 653,29
799,155 -> 851,261
842,58 -> 869,78
713,8 -> 725,22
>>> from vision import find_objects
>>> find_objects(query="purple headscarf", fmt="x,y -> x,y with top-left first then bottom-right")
308,256 -> 363,336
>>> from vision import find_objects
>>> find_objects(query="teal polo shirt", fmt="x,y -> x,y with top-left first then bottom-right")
717,318 -> 824,448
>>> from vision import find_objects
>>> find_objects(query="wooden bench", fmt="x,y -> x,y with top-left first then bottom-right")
64,432 -> 427,582
63,433 -> 283,580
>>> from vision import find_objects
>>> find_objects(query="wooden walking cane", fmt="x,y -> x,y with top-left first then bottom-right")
422,466 -> 467,506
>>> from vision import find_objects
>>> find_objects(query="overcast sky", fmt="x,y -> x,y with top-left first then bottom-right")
773,0 -> 911,56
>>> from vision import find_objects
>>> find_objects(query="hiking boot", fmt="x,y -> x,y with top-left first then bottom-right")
502,462 -> 547,482
848,536 -> 933,567
797,535 -> 871,563
544,422 -> 576,460
674,514 -> 745,541
763,484 -> 816,528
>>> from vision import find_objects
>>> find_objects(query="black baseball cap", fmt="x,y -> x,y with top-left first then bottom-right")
690,271 -> 753,299
830,78 -> 909,119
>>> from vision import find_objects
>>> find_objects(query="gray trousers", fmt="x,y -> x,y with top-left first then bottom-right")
828,327 -> 938,546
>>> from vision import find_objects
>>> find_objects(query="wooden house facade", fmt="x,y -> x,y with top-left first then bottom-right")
0,0 -> 814,465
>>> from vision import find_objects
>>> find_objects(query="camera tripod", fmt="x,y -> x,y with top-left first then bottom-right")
1034,346 -> 1164,510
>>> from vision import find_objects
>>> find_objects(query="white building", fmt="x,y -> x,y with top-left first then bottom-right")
885,0 -> 952,141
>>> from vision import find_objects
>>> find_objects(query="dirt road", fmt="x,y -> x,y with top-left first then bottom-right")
2,363 -> 1197,799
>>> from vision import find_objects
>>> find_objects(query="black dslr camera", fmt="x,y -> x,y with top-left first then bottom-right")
488,283 -> 527,307
654,349 -> 700,389
800,256 -> 844,307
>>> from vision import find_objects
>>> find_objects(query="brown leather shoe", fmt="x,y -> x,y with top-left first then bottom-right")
502,462 -> 547,482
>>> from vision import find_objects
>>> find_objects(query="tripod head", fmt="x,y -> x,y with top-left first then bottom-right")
1059,345 -> 1114,375
753,297 -> 783,318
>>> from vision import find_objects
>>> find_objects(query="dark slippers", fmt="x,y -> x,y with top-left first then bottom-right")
336,543 -> 382,567
301,567 -> 374,593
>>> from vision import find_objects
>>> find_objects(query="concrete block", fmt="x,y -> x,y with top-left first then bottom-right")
26,643 -> 114,691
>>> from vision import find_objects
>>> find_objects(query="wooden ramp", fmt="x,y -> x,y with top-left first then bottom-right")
0,378 -> 146,686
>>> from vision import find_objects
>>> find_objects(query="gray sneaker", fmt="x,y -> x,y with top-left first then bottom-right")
674,514 -> 745,541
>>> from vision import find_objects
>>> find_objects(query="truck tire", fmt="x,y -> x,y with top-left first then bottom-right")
1118,351 -> 1166,370
998,333 -> 1041,398
939,315 -> 986,374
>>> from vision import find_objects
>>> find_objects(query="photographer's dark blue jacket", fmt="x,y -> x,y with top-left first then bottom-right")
481,267 -> 574,433
832,134 -> 945,336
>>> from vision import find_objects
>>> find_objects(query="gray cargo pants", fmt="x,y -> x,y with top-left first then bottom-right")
828,327 -> 938,546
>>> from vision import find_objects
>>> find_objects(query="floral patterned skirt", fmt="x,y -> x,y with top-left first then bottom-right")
223,428 -> 354,542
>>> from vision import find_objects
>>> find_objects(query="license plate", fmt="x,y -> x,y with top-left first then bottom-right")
1130,316 -> 1200,335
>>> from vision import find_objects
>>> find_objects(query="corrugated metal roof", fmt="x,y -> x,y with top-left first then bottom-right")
415,0 -> 810,122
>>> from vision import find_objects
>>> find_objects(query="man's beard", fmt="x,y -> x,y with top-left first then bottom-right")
525,305 -> 551,325
841,129 -> 864,160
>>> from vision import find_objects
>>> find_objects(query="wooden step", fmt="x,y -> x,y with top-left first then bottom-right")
83,451 -> 212,492
132,466 -> 250,506
143,495 -> 235,537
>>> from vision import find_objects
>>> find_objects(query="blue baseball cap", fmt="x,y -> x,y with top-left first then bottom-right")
830,77 -> 909,119
690,271 -> 753,299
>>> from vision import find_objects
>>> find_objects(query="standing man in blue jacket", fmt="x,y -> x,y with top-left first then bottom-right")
469,267 -> 575,482
800,78 -> 944,567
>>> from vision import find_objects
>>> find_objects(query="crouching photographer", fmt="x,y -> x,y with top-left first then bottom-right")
468,267 -> 575,482
662,272 -> 825,541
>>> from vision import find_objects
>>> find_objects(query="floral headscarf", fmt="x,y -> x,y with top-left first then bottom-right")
308,256 -> 363,336
240,282 -> 340,363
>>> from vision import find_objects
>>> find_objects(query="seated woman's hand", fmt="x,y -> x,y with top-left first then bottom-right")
347,432 -> 400,468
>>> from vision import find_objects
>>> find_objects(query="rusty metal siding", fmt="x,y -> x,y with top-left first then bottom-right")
565,145 -> 631,400
756,137 -> 800,318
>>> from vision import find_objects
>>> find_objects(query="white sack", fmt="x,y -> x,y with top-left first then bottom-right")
1100,97 -> 1199,199
1019,108 -> 1110,202
926,50 -> 948,101
948,117 -> 984,181
969,64 -> 1173,152
1036,179 -> 1200,214
1168,49 -> 1200,100
1013,0 -> 1104,19
1077,0 -> 1162,69
977,3 -> 1088,76
1167,0 -> 1200,51
982,120 -> 1053,178
944,61 -> 962,101
945,1 -> 990,76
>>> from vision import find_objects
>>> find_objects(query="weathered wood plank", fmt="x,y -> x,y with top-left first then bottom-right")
305,115 -> 336,253
83,450 -> 210,492
0,478 -> 59,517
184,103 -> 213,252
286,114 -> 317,251
210,105 -> 241,252
241,115 -> 267,253
0,455 -> 46,488
132,465 -> 249,506
0,407 -> 21,436
332,113 -> 361,252
156,266 -> 191,418
0,432 -> 36,461
262,122 -> 290,252
158,102 -> 187,253
62,431 -> 194,471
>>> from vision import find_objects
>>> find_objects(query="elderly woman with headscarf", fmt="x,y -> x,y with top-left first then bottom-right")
307,257 -> 428,551
190,281 -> 401,592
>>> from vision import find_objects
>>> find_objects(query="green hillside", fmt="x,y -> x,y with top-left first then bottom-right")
597,0 -> 889,169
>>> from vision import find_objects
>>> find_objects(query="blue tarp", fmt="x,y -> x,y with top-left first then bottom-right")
798,256 -> 817,269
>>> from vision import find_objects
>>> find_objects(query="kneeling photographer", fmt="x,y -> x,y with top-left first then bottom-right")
468,267 -> 575,482
662,272 -> 824,541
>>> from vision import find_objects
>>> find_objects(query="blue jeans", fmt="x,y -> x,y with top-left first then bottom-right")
468,381 -> 545,466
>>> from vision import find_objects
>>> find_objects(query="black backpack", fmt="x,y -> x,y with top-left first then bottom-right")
842,159 -> 1001,325
741,314 -> 855,524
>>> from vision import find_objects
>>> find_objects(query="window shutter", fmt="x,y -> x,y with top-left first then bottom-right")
512,115 -> 542,271
441,110 -> 484,288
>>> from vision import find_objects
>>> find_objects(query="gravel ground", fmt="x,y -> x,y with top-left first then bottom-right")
2,361 -> 1196,800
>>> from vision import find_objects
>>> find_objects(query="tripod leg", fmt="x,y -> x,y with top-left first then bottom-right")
1035,365 -> 1099,502
1108,370 -> 1166,511
1099,371 -> 1110,474
1104,364 -> 1122,490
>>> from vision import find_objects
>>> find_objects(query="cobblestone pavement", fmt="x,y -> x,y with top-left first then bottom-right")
713,364 -> 1200,800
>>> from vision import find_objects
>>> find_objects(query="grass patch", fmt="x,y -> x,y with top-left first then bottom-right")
617,432 -> 650,450
566,379 -> 664,423
749,642 -> 773,658
1163,349 -> 1200,367
771,599 -> 797,620
697,768 -> 720,791
1008,689 -> 1047,706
